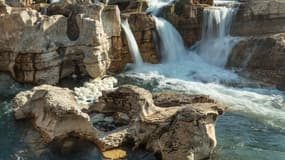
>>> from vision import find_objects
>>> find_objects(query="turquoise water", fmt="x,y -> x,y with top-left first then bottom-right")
215,113 -> 285,160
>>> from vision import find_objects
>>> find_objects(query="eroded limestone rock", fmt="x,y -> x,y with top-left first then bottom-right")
0,2 -> 110,84
13,84 -> 225,160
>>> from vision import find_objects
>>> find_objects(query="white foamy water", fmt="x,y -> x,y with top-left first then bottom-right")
121,70 -> 285,129
146,0 -> 175,15
194,6 -> 241,67
74,77 -> 117,104
121,19 -> 144,66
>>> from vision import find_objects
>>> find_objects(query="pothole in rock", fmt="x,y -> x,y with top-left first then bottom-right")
90,112 -> 130,132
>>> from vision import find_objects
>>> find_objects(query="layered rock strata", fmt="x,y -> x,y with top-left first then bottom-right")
231,0 -> 285,36
13,84 -> 226,160
0,2 -> 110,84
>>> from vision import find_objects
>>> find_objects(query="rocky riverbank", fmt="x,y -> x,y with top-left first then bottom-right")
12,81 -> 225,160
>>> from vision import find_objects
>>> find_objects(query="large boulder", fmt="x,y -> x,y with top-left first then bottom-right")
227,33 -> 285,89
0,3 -> 110,84
13,84 -> 129,151
231,0 -> 285,36
13,84 -> 225,160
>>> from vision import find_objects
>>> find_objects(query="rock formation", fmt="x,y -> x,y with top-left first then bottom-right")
231,0 -> 285,36
0,0 -> 163,81
0,1 -> 110,84
13,84 -> 226,160
227,0 -> 285,89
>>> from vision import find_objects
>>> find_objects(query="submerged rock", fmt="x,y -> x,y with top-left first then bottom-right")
13,84 -> 225,160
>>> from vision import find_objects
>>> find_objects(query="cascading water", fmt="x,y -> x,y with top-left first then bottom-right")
121,19 -> 144,66
154,17 -> 187,62
147,0 -> 187,63
119,0 -> 285,159
195,4 -> 240,67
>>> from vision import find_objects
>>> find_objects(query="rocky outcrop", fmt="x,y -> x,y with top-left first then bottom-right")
231,0 -> 285,36
227,0 -> 285,89
227,33 -> 285,89
0,2 -> 110,84
13,84 -> 129,151
13,84 -> 225,160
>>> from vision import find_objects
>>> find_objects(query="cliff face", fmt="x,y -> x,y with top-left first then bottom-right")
0,2 -> 111,84
0,0 -> 162,81
228,0 -> 285,89
231,0 -> 285,36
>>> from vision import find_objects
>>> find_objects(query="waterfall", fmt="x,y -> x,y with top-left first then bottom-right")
194,2 -> 240,67
147,0 -> 187,63
121,19 -> 144,66
154,17 -> 187,62
121,0 -> 285,130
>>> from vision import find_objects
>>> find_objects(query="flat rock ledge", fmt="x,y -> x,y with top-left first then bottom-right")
13,84 -> 226,160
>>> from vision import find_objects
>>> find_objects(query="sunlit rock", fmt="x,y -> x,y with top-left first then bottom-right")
231,0 -> 285,36
0,2 -> 110,84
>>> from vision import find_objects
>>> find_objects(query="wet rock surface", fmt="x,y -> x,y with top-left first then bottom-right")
227,33 -> 285,90
13,84 -> 225,160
